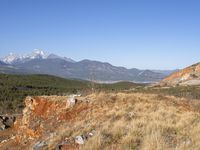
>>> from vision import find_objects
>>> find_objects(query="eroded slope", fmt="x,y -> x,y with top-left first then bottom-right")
161,63 -> 200,86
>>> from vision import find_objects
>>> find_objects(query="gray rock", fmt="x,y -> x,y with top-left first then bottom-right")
88,130 -> 96,137
0,116 -> 16,130
33,141 -> 48,150
3,116 -> 16,128
74,130 -> 96,145
75,135 -> 87,145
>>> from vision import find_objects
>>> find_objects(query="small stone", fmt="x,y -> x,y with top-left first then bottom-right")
67,94 -> 81,107
75,135 -> 86,145
33,141 -> 48,150
3,116 -> 16,128
88,130 -> 96,137
11,136 -> 16,140
0,139 -> 7,144
0,116 -> 16,130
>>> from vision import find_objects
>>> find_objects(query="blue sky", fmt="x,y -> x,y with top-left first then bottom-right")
0,0 -> 200,69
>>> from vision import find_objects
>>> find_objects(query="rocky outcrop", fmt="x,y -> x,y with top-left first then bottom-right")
160,63 -> 200,86
0,95 -> 92,149
19,95 -> 84,140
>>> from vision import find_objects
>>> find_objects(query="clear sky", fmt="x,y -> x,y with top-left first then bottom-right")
0,0 -> 200,70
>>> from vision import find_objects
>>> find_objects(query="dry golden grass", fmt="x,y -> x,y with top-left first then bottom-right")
27,92 -> 200,150
76,92 -> 200,150
3,92 -> 200,150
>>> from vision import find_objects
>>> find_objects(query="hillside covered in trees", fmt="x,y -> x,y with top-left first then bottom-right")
0,74 -> 141,113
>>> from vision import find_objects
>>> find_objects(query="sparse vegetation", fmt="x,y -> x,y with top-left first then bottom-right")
134,85 -> 200,99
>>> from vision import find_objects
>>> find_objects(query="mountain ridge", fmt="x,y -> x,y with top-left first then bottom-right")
1,49 -> 75,64
0,50 -> 175,82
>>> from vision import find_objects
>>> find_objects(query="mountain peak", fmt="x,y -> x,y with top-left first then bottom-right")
1,50 -> 75,64
2,53 -> 19,64
29,49 -> 49,59
32,49 -> 46,55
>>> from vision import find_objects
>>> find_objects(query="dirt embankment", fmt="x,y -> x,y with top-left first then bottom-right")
161,63 -> 200,86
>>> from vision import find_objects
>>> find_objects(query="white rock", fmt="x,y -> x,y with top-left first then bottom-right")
67,94 -> 81,107
75,135 -> 85,145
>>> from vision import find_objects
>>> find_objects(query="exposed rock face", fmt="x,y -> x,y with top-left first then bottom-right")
0,95 -> 89,149
160,63 -> 200,86
20,96 -> 70,140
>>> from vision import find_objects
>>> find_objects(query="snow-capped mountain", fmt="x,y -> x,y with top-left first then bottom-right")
28,49 -> 49,59
0,50 -> 176,82
2,53 -> 20,64
1,50 -> 75,64
47,53 -> 75,62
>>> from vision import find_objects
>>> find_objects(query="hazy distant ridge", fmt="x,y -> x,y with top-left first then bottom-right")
0,50 -> 175,82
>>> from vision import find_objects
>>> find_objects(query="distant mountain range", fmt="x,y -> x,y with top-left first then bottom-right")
0,50 -> 176,83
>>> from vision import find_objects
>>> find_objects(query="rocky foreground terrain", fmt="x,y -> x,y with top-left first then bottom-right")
0,92 -> 200,150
